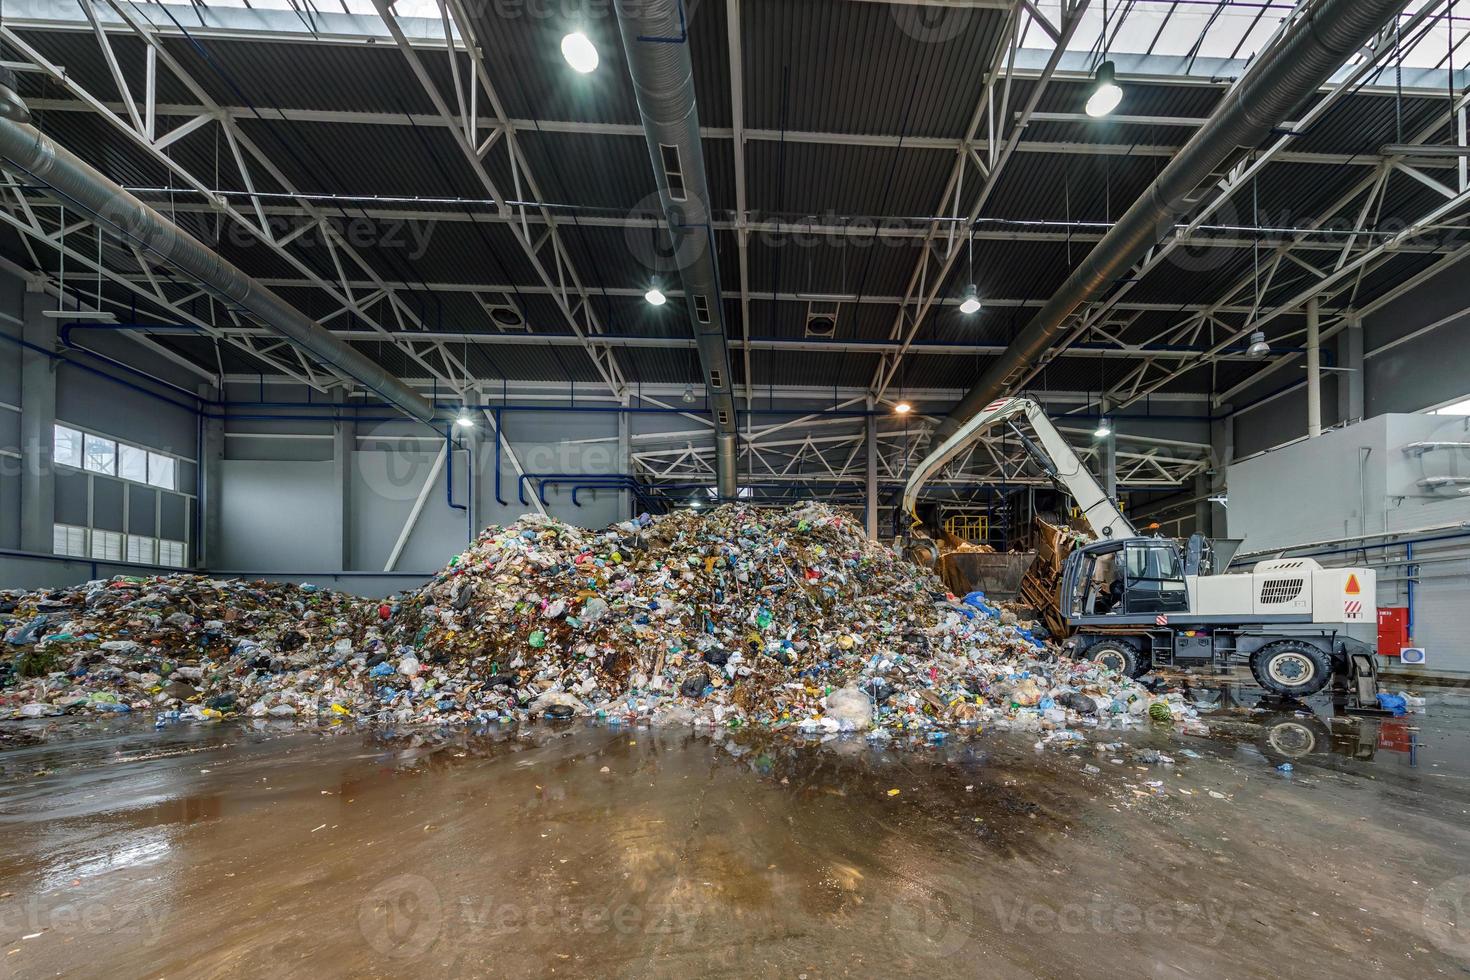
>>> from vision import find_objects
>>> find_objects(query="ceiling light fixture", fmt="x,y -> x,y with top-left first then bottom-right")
455,411 -> 475,429
681,383 -> 697,404
1086,60 -> 1123,118
560,31 -> 598,74
894,401 -> 913,415
1094,416 -> 1113,439
644,285 -> 667,307
959,284 -> 981,315
1246,330 -> 1270,357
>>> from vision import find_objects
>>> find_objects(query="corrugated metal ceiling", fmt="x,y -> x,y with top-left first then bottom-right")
1,2 -> 1460,405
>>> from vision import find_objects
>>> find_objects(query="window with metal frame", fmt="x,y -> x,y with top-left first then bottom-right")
83,433 -> 116,475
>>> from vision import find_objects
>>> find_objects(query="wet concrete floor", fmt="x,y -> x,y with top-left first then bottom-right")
2,687 -> 1470,977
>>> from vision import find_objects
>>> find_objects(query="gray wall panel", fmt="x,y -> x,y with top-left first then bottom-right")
219,459 -> 336,570
128,485 -> 157,535
91,478 -> 124,533
55,470 -> 87,526
160,493 -> 187,541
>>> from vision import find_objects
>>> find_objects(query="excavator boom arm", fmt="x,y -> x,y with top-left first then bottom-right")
902,398 -> 1135,540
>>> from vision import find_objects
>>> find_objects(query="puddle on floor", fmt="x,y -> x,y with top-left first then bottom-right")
0,686 -> 1467,977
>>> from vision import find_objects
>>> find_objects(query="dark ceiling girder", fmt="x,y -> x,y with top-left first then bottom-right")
936,0 -> 1412,441
0,101 -> 439,425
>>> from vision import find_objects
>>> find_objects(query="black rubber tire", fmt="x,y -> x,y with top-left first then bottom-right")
1250,641 -> 1333,697
1086,638 -> 1148,679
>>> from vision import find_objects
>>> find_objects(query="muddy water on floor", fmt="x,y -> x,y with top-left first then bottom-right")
1,690 -> 1469,978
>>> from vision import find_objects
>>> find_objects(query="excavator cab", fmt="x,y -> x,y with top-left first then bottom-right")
1062,538 -> 1191,622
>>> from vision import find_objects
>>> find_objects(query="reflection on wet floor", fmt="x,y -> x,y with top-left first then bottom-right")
1,685 -> 1469,977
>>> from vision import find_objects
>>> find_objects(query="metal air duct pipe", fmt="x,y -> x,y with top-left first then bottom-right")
613,1 -> 739,499
0,77 -> 437,425
936,0 -> 1409,442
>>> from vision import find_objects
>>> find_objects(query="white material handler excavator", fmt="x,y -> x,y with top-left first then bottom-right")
903,398 -> 1380,698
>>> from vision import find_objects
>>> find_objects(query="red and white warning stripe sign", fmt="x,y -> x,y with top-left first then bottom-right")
1344,600 -> 1363,619
1155,615 -> 1169,626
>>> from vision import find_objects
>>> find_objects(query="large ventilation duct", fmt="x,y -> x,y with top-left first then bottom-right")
614,1 -> 738,500
936,0 -> 1408,442
0,77 -> 437,425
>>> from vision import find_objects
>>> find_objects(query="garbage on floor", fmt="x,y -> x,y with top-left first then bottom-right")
0,577 -> 363,723
0,504 -> 1207,746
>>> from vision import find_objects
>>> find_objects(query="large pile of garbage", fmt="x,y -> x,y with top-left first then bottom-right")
0,576 -> 363,721
365,503 -> 1187,738
1,504 -> 1207,742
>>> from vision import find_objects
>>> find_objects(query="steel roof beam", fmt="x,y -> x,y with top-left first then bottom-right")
171,323 -> 1297,361
1102,88 -> 1470,410
1,16 -> 479,395
7,0 -> 1462,95
1007,1 -> 1449,394
939,0 -> 1414,433
98,194 -> 1455,254
369,0 -> 628,398
23,98 -> 1450,170
112,270 -> 1337,316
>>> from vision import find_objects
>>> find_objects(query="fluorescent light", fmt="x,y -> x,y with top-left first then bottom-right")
958,285 -> 981,315
454,412 -> 475,429
560,32 -> 598,74
894,401 -> 913,415
644,286 -> 667,307
1085,61 -> 1123,118
45,309 -> 116,322
1094,416 -> 1112,438
1247,330 -> 1270,357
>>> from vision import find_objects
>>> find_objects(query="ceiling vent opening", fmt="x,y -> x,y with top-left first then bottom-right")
659,144 -> 687,202
805,300 -> 839,338
717,410 -> 730,426
693,294 -> 711,324
478,295 -> 528,332
708,368 -> 725,389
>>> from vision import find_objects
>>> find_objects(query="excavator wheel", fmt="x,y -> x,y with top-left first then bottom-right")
1250,641 -> 1333,698
1085,638 -> 1149,680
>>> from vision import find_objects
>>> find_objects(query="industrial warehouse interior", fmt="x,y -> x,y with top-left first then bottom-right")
1,0 -> 1469,973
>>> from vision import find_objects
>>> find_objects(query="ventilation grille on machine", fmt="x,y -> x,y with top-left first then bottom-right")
1258,578 -> 1305,604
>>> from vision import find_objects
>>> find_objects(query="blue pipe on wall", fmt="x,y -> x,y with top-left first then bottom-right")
571,482 -> 633,508
535,473 -> 634,505
493,407 -> 508,506
444,426 -> 467,514
564,480 -> 662,512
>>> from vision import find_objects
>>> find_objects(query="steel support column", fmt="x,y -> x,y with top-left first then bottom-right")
1306,295 -> 1322,438
1338,312 -> 1365,424
333,389 -> 355,570
618,407 -> 631,519
1100,425 -> 1117,503
197,383 -> 224,571
19,278 -> 54,554
865,397 -> 878,540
